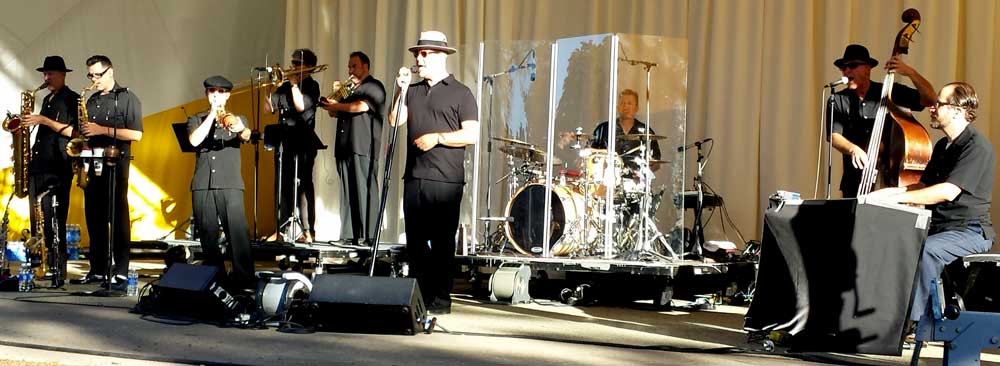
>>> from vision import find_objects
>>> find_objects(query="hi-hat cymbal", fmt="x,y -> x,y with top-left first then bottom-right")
492,136 -> 532,146
499,144 -> 563,164
618,133 -> 667,141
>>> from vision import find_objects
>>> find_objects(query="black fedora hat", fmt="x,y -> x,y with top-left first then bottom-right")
36,55 -> 73,72
834,44 -> 879,68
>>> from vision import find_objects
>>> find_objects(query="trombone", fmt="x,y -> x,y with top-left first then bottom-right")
261,63 -> 328,87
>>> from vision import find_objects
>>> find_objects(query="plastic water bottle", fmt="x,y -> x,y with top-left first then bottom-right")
66,224 -> 80,260
126,268 -> 139,296
17,264 -> 27,292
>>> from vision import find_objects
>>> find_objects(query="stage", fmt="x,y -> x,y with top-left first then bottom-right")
0,260 -> 995,366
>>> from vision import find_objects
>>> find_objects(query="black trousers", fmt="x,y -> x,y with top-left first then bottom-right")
336,153 -> 379,242
84,162 -> 131,278
403,179 -> 464,307
192,189 -> 254,283
29,177 -> 71,280
275,147 -> 316,234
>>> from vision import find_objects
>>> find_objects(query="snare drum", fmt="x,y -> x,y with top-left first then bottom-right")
504,183 -> 587,256
583,149 -> 624,197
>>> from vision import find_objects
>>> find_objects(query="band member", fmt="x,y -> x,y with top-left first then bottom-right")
591,88 -> 662,172
21,56 -> 78,288
187,76 -> 254,287
69,55 -> 142,288
388,31 -> 479,315
868,82 -> 994,325
828,44 -> 935,198
320,51 -> 386,245
264,49 -> 321,243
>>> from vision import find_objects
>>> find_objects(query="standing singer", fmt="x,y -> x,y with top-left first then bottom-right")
827,44 -> 935,198
389,31 -> 479,315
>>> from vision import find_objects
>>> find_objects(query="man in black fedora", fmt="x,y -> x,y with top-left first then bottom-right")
828,44 -> 935,198
388,30 -> 479,315
21,56 -> 79,288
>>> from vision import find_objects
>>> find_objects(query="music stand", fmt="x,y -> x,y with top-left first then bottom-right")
263,124 -> 326,242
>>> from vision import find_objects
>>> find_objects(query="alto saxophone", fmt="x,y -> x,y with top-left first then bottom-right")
2,82 -> 48,198
66,83 -> 96,189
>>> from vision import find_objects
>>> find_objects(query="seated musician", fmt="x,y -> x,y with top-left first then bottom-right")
828,44 -> 936,198
867,82 -> 994,329
590,88 -> 662,174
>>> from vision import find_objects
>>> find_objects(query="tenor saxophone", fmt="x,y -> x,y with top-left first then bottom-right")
2,82 -> 48,198
67,83 -> 96,189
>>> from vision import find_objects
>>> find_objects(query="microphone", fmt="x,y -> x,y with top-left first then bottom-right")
528,50 -> 536,81
677,138 -> 712,152
253,66 -> 272,72
825,76 -> 848,88
409,65 -> 419,73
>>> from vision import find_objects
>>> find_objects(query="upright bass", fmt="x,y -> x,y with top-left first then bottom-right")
856,8 -> 933,196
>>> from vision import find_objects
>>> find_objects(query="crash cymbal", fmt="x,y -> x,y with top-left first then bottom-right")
492,136 -> 533,146
618,133 -> 667,141
499,145 -> 563,164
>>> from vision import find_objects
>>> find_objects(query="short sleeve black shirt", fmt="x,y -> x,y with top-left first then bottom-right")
187,112 -> 246,191
403,75 -> 478,183
591,119 -> 662,164
30,85 -> 78,182
919,125 -> 995,239
829,81 -> 923,192
85,83 -> 142,158
335,75 -> 385,158
271,76 -> 321,129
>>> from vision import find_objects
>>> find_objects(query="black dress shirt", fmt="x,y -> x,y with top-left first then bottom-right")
30,86 -> 78,183
85,83 -> 142,158
335,75 -> 386,158
919,125 -> 995,239
187,112 -> 246,191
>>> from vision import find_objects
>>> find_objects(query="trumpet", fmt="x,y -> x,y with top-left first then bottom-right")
262,63 -> 328,87
213,105 -> 240,130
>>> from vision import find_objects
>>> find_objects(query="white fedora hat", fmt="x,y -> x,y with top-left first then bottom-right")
407,30 -> 457,54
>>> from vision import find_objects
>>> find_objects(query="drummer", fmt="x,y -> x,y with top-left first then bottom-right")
590,88 -> 662,173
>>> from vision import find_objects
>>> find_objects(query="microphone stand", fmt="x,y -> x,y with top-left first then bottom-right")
367,78 -> 407,276
824,87 -> 836,199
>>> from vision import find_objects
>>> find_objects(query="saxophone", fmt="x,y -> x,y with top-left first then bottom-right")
66,83 -> 96,189
23,191 -> 48,277
2,83 -> 48,198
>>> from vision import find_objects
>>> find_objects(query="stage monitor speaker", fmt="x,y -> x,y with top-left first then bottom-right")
146,263 -> 240,321
308,275 -> 427,335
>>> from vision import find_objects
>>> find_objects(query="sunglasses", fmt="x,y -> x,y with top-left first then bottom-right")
838,62 -> 867,71
87,66 -> 110,79
412,50 -> 441,58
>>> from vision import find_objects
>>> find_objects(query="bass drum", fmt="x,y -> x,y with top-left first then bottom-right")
505,183 -> 587,256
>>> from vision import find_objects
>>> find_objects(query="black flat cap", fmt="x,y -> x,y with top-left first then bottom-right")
203,75 -> 233,91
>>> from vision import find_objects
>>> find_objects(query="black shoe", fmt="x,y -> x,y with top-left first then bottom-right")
69,273 -> 106,285
106,275 -> 128,292
49,279 -> 65,289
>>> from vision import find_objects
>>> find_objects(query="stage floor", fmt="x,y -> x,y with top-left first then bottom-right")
0,260 -> 996,366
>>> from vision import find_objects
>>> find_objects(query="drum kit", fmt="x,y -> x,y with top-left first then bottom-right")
482,130 -> 675,260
